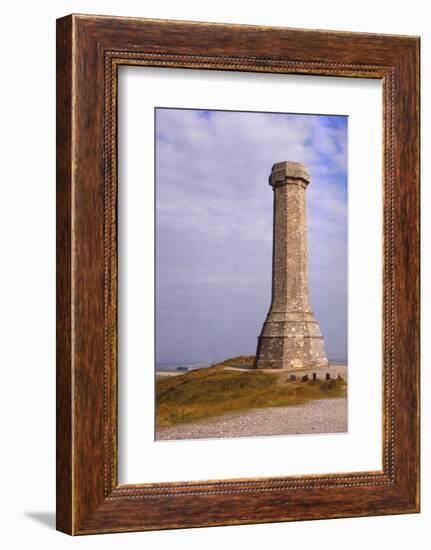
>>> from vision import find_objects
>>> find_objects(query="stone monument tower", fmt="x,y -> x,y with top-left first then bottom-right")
254,161 -> 328,370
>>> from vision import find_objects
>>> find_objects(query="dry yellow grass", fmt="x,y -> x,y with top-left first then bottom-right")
156,361 -> 347,428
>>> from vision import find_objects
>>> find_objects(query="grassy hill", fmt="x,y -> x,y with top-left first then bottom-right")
211,355 -> 256,367
156,359 -> 346,428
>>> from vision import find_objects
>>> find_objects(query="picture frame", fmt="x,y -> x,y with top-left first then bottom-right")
56,14 -> 420,535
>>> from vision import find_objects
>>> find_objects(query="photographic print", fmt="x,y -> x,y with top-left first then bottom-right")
155,107 -> 348,441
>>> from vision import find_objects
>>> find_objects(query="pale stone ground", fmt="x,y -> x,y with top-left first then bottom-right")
156,365 -> 348,441
157,398 -> 347,441
224,363 -> 348,381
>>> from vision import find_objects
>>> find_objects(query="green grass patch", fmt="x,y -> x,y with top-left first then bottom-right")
156,363 -> 347,428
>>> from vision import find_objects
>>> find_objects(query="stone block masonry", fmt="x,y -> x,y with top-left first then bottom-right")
255,161 -> 328,370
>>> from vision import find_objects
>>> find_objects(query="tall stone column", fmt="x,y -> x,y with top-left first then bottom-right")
255,161 -> 328,370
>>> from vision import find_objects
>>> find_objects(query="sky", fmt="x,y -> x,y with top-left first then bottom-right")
155,108 -> 348,365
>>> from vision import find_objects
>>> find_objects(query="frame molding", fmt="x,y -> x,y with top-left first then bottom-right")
57,14 -> 419,534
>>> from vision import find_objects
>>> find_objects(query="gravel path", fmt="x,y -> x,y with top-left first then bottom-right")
157,397 -> 347,441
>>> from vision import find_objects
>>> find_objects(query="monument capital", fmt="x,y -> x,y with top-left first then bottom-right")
269,161 -> 310,188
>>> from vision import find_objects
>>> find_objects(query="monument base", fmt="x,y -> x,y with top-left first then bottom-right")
254,312 -> 328,370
